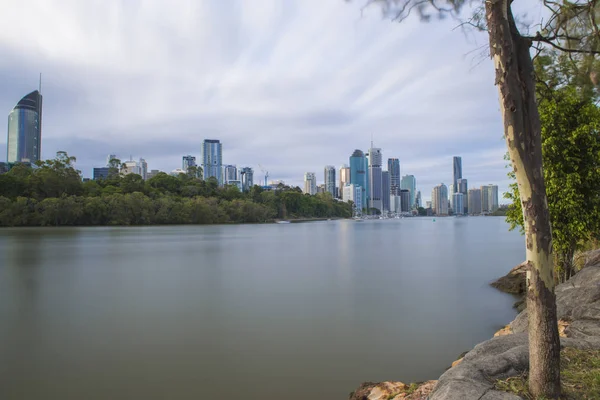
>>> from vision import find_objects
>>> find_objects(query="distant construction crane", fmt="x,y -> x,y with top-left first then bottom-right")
258,164 -> 269,187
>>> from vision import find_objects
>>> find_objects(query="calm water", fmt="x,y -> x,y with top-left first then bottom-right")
0,217 -> 523,400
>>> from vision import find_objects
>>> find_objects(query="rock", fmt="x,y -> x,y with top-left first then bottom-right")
490,262 -> 527,295
349,382 -> 408,400
494,325 -> 513,337
451,358 -> 463,368
392,380 -> 437,400
511,265 -> 600,335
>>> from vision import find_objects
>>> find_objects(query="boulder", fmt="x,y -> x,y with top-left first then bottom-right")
490,262 -> 527,295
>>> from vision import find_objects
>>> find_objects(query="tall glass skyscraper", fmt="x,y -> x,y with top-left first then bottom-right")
7,90 -> 43,163
324,165 -> 336,198
349,150 -> 367,209
382,171 -> 390,212
202,139 -> 223,185
400,175 -> 417,209
240,167 -> 254,192
367,147 -> 383,212
453,156 -> 462,193
388,158 -> 400,195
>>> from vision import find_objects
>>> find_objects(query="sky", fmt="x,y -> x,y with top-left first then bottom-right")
0,0 -> 539,202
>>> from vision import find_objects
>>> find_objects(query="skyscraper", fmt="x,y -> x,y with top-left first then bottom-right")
349,150 -> 367,209
480,184 -> 499,213
388,158 -> 400,195
139,158 -> 148,180
400,175 -> 417,209
107,154 -> 117,166
324,165 -> 336,198
432,183 -> 449,215
453,156 -> 462,193
343,184 -> 362,214
468,188 -> 482,215
304,172 -> 317,195
182,155 -> 196,171
415,191 -> 422,208
457,178 -> 468,213
367,146 -> 383,212
338,164 -> 350,199
400,189 -> 411,212
202,139 -> 223,185
223,165 -> 238,184
240,167 -> 254,192
453,193 -> 464,215
382,171 -> 390,212
7,90 -> 43,163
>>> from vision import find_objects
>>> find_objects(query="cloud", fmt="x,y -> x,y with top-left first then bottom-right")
0,0 -> 515,201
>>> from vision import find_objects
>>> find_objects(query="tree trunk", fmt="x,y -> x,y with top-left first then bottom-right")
485,0 -> 561,398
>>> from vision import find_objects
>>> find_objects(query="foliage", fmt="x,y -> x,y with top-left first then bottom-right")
0,152 -> 352,227
495,347 -> 600,399
505,86 -> 600,281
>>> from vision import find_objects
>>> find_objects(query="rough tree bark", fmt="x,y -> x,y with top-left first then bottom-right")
485,0 -> 561,397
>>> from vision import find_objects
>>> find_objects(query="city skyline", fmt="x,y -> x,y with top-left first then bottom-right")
0,1 -> 519,201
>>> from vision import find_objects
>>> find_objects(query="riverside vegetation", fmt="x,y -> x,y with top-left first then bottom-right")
0,153 -> 352,226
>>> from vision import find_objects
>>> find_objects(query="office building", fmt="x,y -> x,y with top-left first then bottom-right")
121,159 -> 142,176
468,188 -> 482,215
240,167 -> 254,192
415,190 -> 422,208
93,167 -> 110,180
400,175 -> 417,209
349,150 -> 367,209
481,184 -> 499,212
453,193 -> 465,215
107,154 -> 117,166
338,164 -> 350,199
457,178 -> 468,213
432,183 -> 449,215
382,171 -> 390,212
367,146 -> 383,212
390,195 -> 401,213
453,156 -> 462,193
400,189 -> 411,212
7,90 -> 43,163
343,184 -> 362,214
304,172 -> 317,195
139,158 -> 148,180
223,165 -> 238,184
388,158 -> 400,195
202,139 -> 222,185
182,155 -> 196,171
324,165 -> 336,198
146,169 -> 161,180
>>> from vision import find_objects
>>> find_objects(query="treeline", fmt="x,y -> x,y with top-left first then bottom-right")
0,153 -> 352,227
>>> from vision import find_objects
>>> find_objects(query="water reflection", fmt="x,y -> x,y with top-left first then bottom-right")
0,219 -> 524,400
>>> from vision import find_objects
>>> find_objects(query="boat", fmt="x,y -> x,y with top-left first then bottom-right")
276,220 -> 291,224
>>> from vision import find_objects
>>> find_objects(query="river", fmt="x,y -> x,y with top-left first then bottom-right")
0,217 -> 524,399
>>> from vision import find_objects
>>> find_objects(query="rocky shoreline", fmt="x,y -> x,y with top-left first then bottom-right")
350,249 -> 600,400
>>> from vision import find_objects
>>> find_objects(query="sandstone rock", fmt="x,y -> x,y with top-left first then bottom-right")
392,380 -> 437,400
490,262 -> 527,295
349,381 -> 408,400
494,325 -> 513,337
451,357 -> 463,368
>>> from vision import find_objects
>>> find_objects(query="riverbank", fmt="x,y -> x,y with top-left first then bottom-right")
350,250 -> 600,400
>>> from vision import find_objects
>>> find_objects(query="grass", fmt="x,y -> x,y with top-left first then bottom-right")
495,347 -> 600,399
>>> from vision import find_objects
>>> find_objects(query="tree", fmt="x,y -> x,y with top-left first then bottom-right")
506,86 -> 600,282
356,0 -> 600,396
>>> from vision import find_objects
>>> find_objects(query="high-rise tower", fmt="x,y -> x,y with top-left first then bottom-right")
388,158 -> 400,196
453,156 -> 462,193
202,139 -> 223,185
349,150 -> 367,209
7,90 -> 43,163
367,145 -> 383,212
324,165 -> 336,198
